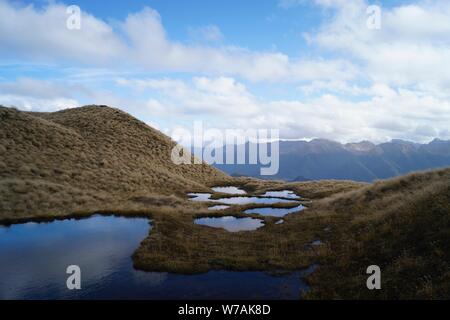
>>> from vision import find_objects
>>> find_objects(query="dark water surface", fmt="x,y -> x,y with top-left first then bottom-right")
0,215 -> 312,299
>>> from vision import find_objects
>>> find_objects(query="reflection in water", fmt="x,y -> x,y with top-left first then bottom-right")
188,187 -> 296,205
261,190 -> 301,199
0,215 -> 315,299
211,186 -> 246,194
187,193 -> 212,201
275,219 -> 284,225
195,216 -> 264,232
188,193 -> 299,205
244,205 -> 306,217
0,215 -> 151,299
216,197 -> 298,205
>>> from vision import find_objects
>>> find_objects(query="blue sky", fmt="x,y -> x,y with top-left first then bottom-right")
27,0 -> 321,53
1,0 -> 450,143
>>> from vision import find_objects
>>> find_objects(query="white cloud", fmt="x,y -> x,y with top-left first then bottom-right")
308,0 -> 450,92
117,76 -> 260,117
3,72 -> 450,143
117,76 -> 450,143
121,8 -> 355,81
0,1 -> 356,83
1,0 -> 449,143
0,77 -> 83,111
0,1 -> 126,64
0,94 -> 80,111
0,77 -> 88,99
0,76 -> 123,112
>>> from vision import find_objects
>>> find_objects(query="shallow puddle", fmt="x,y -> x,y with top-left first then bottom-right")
213,196 -> 298,205
187,193 -> 213,201
188,193 -> 299,205
244,205 -> 306,217
194,216 -> 264,232
260,190 -> 301,199
211,186 -> 246,194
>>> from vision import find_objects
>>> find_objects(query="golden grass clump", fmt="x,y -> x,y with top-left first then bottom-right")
0,105 -> 231,220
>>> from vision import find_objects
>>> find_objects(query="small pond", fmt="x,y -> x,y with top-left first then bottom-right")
0,215 -> 314,299
244,204 -> 306,217
188,193 -> 213,202
188,193 -> 299,205
260,190 -> 301,199
217,196 -> 299,205
194,216 -> 265,232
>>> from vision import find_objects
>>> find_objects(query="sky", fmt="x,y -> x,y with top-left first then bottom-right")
0,0 -> 449,143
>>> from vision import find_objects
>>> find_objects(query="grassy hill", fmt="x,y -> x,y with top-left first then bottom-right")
0,105 -> 230,220
131,167 -> 449,299
1,104 -> 449,299
305,167 -> 450,299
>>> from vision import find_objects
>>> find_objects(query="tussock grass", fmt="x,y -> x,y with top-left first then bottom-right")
2,105 -> 449,299
304,168 -> 450,299
0,105 -> 230,220
228,176 -> 364,199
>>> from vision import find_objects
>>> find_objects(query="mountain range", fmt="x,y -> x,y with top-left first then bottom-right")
213,138 -> 450,182
1,104 -> 449,298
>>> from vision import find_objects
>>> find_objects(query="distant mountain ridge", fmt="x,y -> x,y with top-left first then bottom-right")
213,138 -> 450,182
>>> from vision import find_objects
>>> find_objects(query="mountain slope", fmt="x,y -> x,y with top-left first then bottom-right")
130,166 -> 450,299
1,105 -> 449,298
306,167 -> 450,299
0,105 -> 229,219
214,139 -> 450,182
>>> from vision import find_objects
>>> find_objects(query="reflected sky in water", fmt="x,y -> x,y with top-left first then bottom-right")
0,215 -> 313,299
244,205 -> 306,217
195,216 -> 264,232
188,193 -> 298,205
187,193 -> 213,201
260,190 -> 301,199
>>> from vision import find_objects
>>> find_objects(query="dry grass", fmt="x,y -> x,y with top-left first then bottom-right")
132,168 -> 450,299
0,105 -> 230,220
1,105 -> 449,299
229,177 -> 365,199
304,168 -> 450,299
